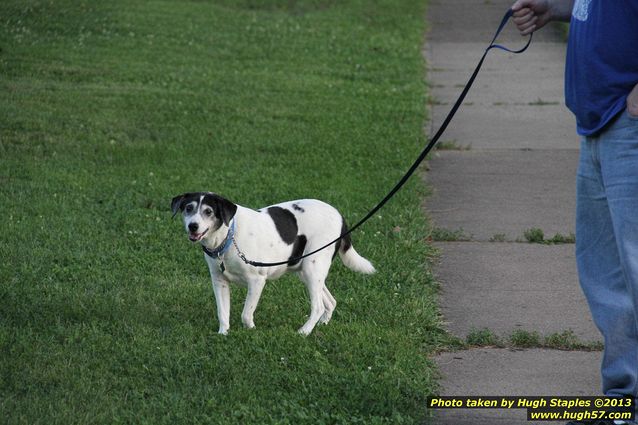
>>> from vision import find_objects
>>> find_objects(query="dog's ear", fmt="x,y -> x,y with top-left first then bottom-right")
171,194 -> 187,218
216,196 -> 237,226
204,193 -> 237,226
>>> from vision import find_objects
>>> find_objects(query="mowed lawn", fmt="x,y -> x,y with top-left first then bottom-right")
0,0 -> 446,423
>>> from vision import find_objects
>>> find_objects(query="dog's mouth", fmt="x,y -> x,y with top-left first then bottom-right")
189,228 -> 209,242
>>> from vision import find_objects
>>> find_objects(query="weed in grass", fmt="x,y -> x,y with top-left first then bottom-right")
528,98 -> 560,106
429,97 -> 446,106
510,330 -> 542,348
547,232 -> 576,244
523,228 -> 575,244
524,227 -> 546,243
435,140 -> 471,151
559,23 -> 570,41
466,328 -> 502,347
489,233 -> 507,242
544,330 -> 603,351
451,328 -> 603,351
544,329 -> 580,349
430,227 -> 472,242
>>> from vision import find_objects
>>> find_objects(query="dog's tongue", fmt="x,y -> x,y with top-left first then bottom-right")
189,227 -> 209,242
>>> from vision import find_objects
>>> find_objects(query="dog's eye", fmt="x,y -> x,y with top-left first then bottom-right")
185,205 -> 194,213
204,208 -> 213,216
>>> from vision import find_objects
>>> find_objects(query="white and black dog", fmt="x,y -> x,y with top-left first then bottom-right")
171,192 -> 376,335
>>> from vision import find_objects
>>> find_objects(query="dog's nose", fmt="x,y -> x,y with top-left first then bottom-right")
188,222 -> 199,232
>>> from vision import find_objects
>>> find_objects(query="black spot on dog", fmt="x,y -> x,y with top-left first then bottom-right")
292,203 -> 305,213
334,217 -> 352,259
267,206 -> 298,245
288,235 -> 307,267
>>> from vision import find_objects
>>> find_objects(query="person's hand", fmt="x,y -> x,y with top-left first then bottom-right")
511,0 -> 553,35
628,83 -> 638,118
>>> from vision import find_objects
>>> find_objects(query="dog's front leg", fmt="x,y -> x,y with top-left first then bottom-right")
241,277 -> 266,329
206,258 -> 231,334
212,280 -> 231,335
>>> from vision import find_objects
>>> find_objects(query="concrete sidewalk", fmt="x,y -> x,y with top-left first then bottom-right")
423,1 -> 603,424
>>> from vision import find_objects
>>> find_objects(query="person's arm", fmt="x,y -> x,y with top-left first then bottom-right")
511,0 -> 575,35
628,84 -> 638,117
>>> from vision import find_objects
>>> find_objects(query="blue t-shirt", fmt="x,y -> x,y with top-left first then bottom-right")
565,0 -> 638,136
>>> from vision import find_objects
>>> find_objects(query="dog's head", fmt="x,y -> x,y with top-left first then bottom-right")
171,192 -> 237,242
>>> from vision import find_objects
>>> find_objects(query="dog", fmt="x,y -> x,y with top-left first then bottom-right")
171,192 -> 376,335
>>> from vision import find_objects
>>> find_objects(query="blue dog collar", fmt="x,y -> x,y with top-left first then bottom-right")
202,220 -> 235,259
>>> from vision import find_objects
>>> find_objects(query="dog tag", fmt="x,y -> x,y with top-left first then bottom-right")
219,262 -> 226,274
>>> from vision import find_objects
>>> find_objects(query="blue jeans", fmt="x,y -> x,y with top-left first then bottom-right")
576,109 -> 638,398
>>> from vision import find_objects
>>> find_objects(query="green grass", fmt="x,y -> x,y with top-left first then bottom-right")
466,328 -> 500,347
0,0 -> 446,423
489,233 -> 507,242
522,228 -> 576,245
509,329 -> 542,348
429,227 -> 471,242
464,329 -> 603,351
527,98 -> 560,106
558,22 -> 570,41
434,139 -> 471,151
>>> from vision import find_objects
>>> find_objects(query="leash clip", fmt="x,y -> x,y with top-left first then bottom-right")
232,237 -> 251,265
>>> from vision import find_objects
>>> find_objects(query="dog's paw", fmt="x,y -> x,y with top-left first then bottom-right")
319,312 -> 333,325
297,326 -> 312,336
218,328 -> 229,335
241,317 -> 255,329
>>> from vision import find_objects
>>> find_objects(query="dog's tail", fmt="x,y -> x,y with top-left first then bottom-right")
338,225 -> 376,275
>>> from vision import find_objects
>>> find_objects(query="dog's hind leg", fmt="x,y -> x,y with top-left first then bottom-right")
320,286 -> 336,325
298,281 -> 325,335
298,260 -> 332,335
241,277 -> 266,329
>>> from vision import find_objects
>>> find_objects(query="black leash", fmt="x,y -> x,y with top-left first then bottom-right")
234,9 -> 532,268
